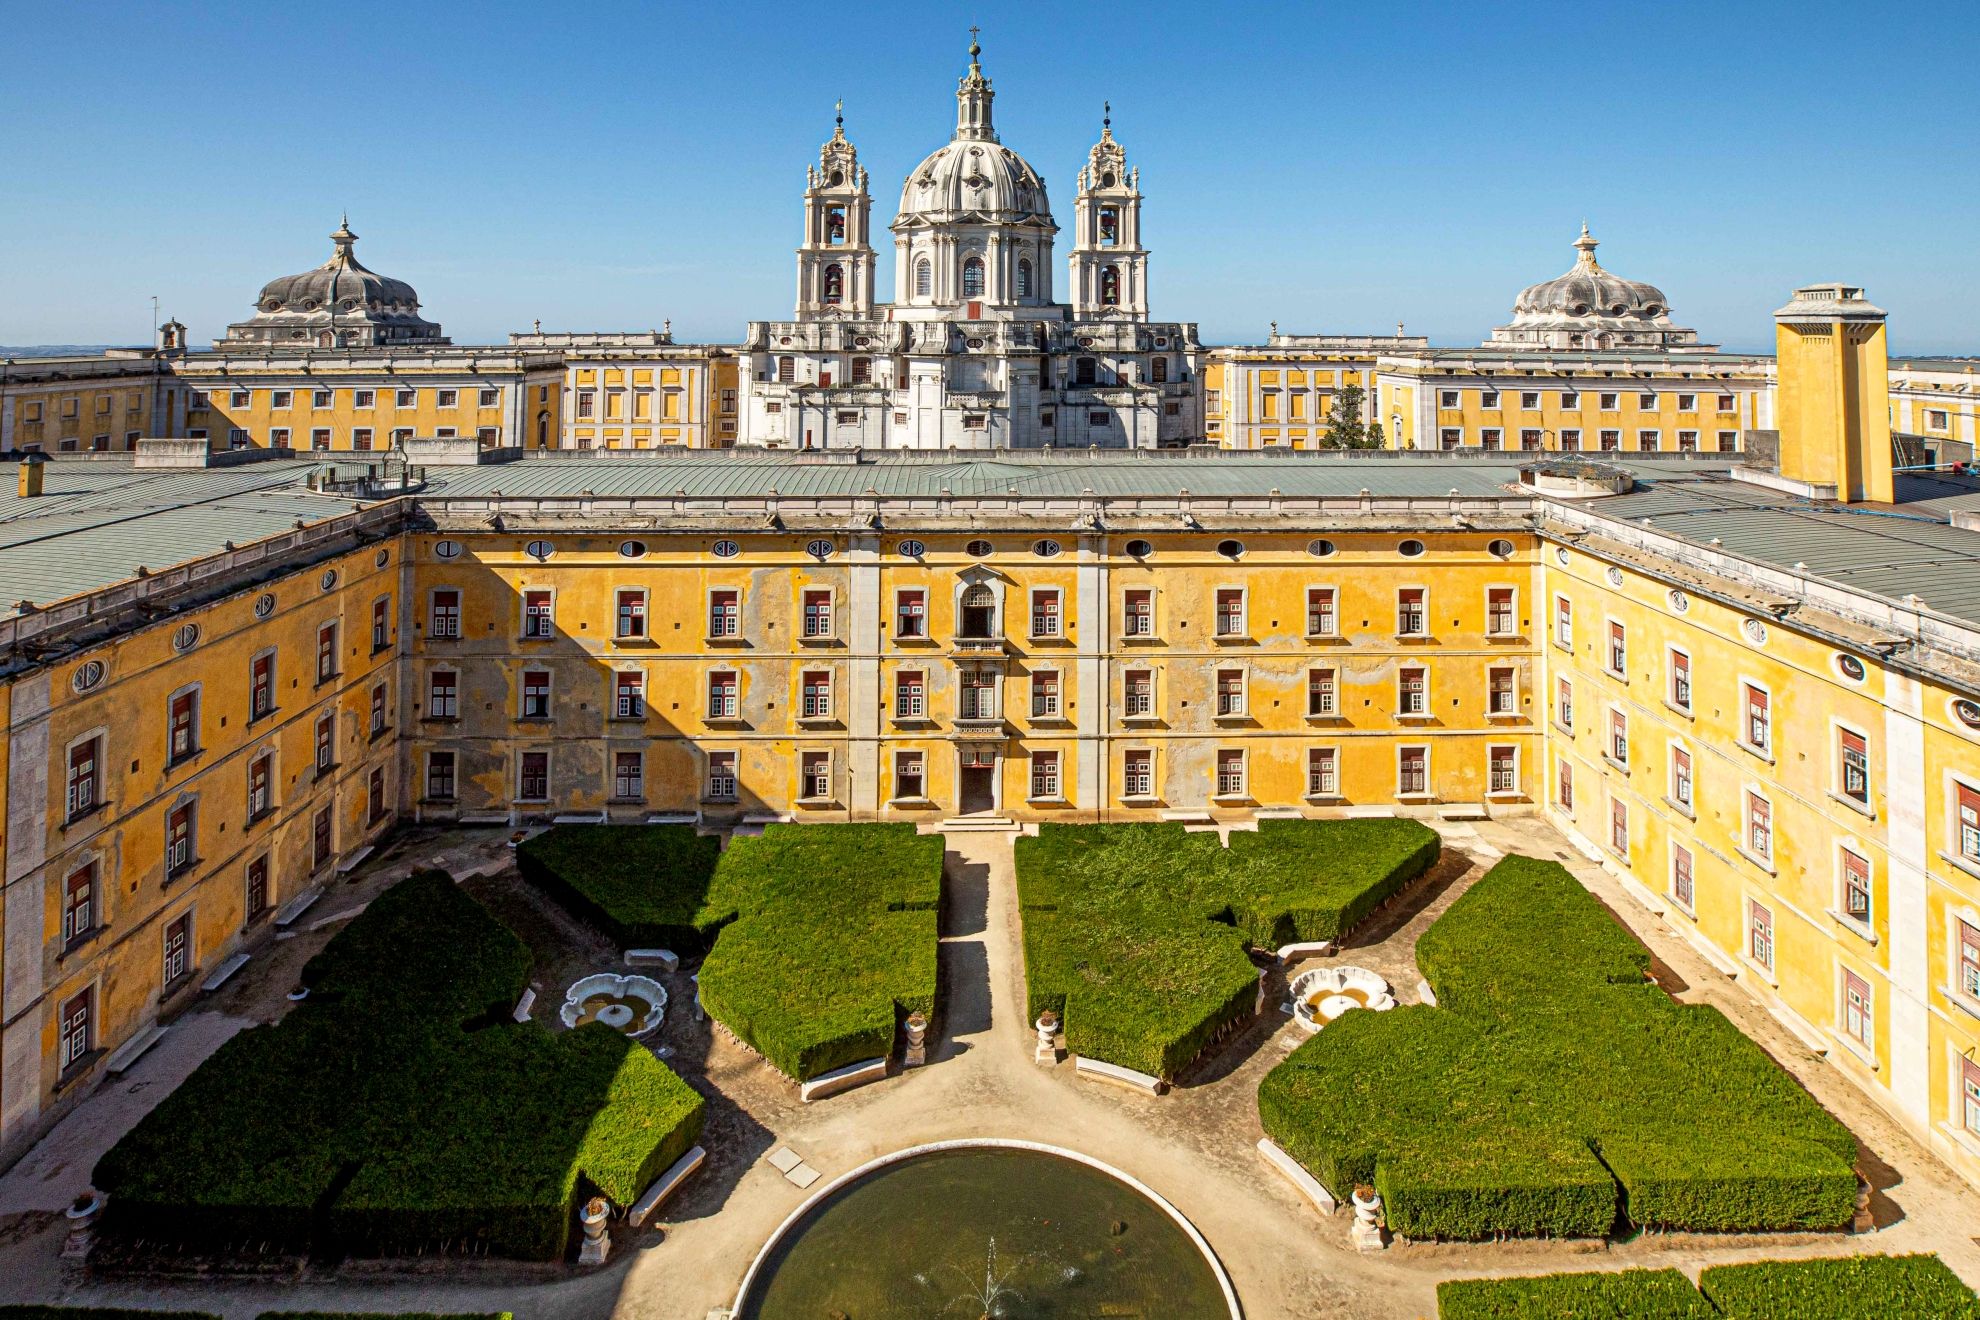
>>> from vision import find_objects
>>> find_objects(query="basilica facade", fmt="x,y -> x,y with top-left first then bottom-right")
737,39 -> 1201,450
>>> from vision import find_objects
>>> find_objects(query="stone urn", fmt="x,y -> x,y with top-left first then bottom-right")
1349,1184 -> 1386,1252
904,1011 -> 929,1067
61,1189 -> 105,1260
1034,1010 -> 1061,1064
578,1194 -> 612,1265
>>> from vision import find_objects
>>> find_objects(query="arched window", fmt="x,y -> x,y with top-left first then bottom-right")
1099,207 -> 1119,244
1100,266 -> 1121,306
1017,259 -> 1033,298
822,264 -> 844,304
778,356 -> 795,383
962,256 -> 985,297
915,257 -> 932,297
959,584 -> 997,639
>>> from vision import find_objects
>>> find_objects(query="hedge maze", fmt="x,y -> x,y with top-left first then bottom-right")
93,871 -> 704,1261
1437,1254 -> 1977,1318
1260,855 -> 1859,1239
1015,819 -> 1441,1079
697,823 -> 943,1081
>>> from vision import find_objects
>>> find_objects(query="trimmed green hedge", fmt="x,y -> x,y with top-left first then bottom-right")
94,871 -> 704,1261
259,1314 -> 513,1320
1699,1254 -> 1980,1319
0,1311 -> 224,1320
1016,819 -> 1440,1079
1436,1255 -> 1979,1318
697,823 -> 942,1080
1260,855 -> 1858,1240
516,824 -> 725,951
1437,1269 -> 1715,1319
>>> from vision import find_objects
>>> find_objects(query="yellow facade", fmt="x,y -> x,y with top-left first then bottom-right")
1774,284 -> 1895,502
1889,358 -> 1979,464
0,359 -> 161,452
1205,339 -> 1418,449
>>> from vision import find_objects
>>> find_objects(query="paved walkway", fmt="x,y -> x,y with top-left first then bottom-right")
1,821 -> 1977,1319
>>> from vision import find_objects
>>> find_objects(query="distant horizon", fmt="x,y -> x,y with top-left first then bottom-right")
3,1 -> 1976,355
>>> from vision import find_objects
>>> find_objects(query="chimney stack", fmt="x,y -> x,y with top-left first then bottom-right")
17,451 -> 49,498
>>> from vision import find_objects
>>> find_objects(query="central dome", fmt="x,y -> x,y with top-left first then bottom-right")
1488,225 -> 1705,351
897,138 -> 1051,224
1513,226 -> 1669,319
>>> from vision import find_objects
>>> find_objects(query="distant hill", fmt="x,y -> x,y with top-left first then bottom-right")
0,344 -> 137,358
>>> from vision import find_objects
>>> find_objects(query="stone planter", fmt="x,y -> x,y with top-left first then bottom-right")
904,1011 -> 929,1067
1035,1010 -> 1062,1064
578,1194 -> 611,1265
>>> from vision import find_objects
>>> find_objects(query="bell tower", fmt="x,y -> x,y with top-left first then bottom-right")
1774,283 -> 1893,504
795,102 -> 875,319
1069,105 -> 1148,320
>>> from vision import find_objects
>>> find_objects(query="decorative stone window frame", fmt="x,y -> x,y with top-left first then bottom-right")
1939,771 -> 1980,883
1120,745 -> 1160,803
1485,664 -> 1520,721
424,666 -> 461,722
892,587 -> 934,644
1828,716 -> 1876,818
706,585 -> 747,643
1664,738 -> 1696,819
1737,781 -> 1777,874
1395,664 -> 1432,722
1211,584 -> 1249,642
610,667 -> 648,722
1396,743 -> 1432,800
518,667 -> 554,722
951,567 -> 1007,643
164,680 -> 203,769
424,587 -> 463,641
1664,643 -> 1694,718
1395,583 -> 1430,640
1552,593 -> 1573,652
159,898 -> 199,998
1668,841 -> 1697,919
613,586 -> 651,641
518,586 -> 557,641
1483,583 -> 1519,639
1602,615 -> 1628,681
1737,674 -> 1775,762
798,585 -> 838,645
1028,586 -> 1067,642
515,748 -> 552,803
1485,743 -> 1522,799
1828,838 -> 1877,944
1120,585 -> 1160,643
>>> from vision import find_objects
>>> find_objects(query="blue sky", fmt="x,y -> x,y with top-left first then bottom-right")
2,0 -> 1975,353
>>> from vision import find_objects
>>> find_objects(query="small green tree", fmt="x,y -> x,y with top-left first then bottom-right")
1324,382 -> 1368,448
1361,419 -> 1386,450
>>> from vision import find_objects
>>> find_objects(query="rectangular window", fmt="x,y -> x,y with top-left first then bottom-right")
616,589 -> 647,638
1749,899 -> 1774,971
522,589 -> 554,639
1669,649 -> 1691,712
613,751 -> 644,800
709,589 -> 740,637
1480,428 -> 1502,450
1520,429 -> 1543,450
63,862 -> 96,948
317,622 -> 338,682
1839,729 -> 1870,804
1716,393 -> 1737,413
395,389 -> 416,408
960,669 -> 998,720
270,428 -> 289,447
251,653 -> 276,719
1399,666 -> 1427,716
801,752 -> 831,800
314,711 -> 336,771
1607,620 -> 1627,676
801,670 -> 832,719
1216,750 -> 1246,797
167,802 -> 195,877
1961,783 -> 1980,863
1124,669 -> 1153,718
430,589 -> 461,638
1032,670 -> 1061,718
1554,595 -> 1572,648
1671,745 -> 1693,809
1843,969 -> 1872,1049
1638,392 -> 1657,410
1560,428 -> 1582,450
896,590 -> 927,638
1520,391 -> 1540,410
428,670 -> 458,719
521,669 -> 551,719
803,589 -> 834,639
1440,427 -> 1462,449
246,855 -> 270,920
1609,708 -> 1629,765
426,751 -> 456,801
168,689 -> 198,764
1556,675 -> 1574,731
1030,751 -> 1061,799
478,387 -> 499,408
1842,849 -> 1872,925
1959,917 -> 1980,1000
1487,587 -> 1515,636
59,989 -> 92,1071
437,389 -> 459,408
271,390 -> 293,409
1637,429 -> 1660,450
352,428 -> 374,451
312,390 -> 333,409
372,596 -> 390,651
1600,429 -> 1621,451
518,751 -> 549,800
1125,589 -> 1154,637
891,751 -> 924,800
1558,758 -> 1574,810
1672,843 -> 1694,910
1676,392 -> 1696,411
1215,589 -> 1245,637
707,751 -> 738,799
1489,746 -> 1517,794
1747,790 -> 1773,862
1124,750 -> 1154,798
1480,390 -> 1499,409
1560,391 -> 1579,409
368,765 -> 386,822
614,670 -> 645,718
1439,390 -> 1460,408
1308,747 -> 1338,797
1718,431 -> 1739,452
1610,797 -> 1629,854
1744,683 -> 1771,753
1308,668 -> 1337,717
896,670 -> 925,718
1488,667 -> 1515,715
1397,587 -> 1426,636
1399,746 -> 1428,796
369,681 -> 388,736
1307,587 -> 1337,637
707,670 -> 739,719
577,391 -> 596,418
1677,429 -> 1699,452
1030,590 -> 1061,638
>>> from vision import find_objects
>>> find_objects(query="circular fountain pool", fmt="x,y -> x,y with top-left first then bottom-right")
734,1140 -> 1239,1318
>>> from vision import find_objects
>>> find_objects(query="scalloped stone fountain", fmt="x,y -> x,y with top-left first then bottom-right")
1289,965 -> 1395,1033
559,972 -> 666,1038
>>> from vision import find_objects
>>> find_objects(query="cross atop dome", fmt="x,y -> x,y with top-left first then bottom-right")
956,26 -> 996,140
1573,222 -> 1601,269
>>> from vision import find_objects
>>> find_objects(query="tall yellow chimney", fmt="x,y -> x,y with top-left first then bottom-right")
1773,283 -> 1893,504
16,451 -> 48,498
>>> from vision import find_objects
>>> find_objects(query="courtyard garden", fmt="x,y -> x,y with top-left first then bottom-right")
1436,1252 -> 1979,1318
1013,818 -> 1440,1079
523,822 -> 943,1081
1258,854 -> 1860,1240
90,871 -> 704,1261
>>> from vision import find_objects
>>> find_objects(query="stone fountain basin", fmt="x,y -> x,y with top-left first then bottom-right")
560,972 -> 667,1038
1289,965 -> 1394,1033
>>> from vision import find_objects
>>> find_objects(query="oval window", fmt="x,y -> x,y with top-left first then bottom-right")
1124,539 -> 1153,559
72,660 -> 105,694
1668,589 -> 1690,613
806,538 -> 834,560
434,539 -> 462,560
618,540 -> 647,559
375,548 -> 390,568
172,622 -> 201,652
254,592 -> 277,618
1742,618 -> 1768,644
1033,539 -> 1061,558
1398,539 -> 1426,558
966,539 -> 993,558
1487,538 -> 1514,560
1835,654 -> 1866,682
1606,566 -> 1624,588
524,540 -> 554,561
1217,539 -> 1245,559
320,569 -> 339,591
1954,698 -> 1980,731
712,539 -> 740,559
896,539 -> 926,559
1307,538 -> 1337,558
1554,547 -> 1570,566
